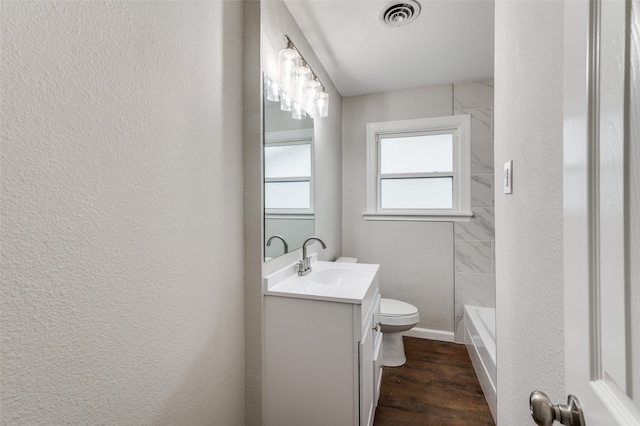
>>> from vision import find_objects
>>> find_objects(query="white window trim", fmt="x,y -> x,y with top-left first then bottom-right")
364,115 -> 472,222
264,128 -> 315,216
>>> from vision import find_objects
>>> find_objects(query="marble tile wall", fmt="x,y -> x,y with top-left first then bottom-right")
453,80 -> 495,343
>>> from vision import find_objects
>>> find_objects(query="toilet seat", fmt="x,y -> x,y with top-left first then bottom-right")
380,298 -> 420,326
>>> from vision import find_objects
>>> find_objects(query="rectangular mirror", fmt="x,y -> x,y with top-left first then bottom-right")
263,74 -> 314,261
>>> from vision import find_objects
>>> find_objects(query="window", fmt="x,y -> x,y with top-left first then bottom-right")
364,115 -> 471,221
264,128 -> 314,216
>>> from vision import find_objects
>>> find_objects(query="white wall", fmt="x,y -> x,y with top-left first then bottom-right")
1,2 -> 245,424
494,1 -> 565,424
342,86 -> 456,333
342,83 -> 495,337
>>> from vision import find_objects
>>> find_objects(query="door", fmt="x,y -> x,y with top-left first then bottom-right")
563,0 -> 640,424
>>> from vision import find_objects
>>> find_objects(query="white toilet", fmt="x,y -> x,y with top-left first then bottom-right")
380,298 -> 420,367
335,257 -> 419,368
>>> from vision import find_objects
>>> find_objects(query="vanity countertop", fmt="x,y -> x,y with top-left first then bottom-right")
264,259 -> 380,304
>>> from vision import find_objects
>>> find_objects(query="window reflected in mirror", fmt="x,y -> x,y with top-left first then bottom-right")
263,74 -> 314,261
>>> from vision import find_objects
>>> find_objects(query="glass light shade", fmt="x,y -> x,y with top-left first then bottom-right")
304,80 -> 321,116
280,90 -> 293,112
278,48 -> 299,89
265,78 -> 280,102
317,91 -> 329,118
294,64 -> 311,99
291,102 -> 307,120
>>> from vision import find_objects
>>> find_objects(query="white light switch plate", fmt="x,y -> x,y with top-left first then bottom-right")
504,160 -> 513,194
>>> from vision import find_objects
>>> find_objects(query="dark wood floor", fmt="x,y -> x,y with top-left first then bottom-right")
374,337 -> 494,426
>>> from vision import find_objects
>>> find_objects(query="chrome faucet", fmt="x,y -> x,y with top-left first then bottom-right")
266,235 -> 288,254
298,236 -> 327,276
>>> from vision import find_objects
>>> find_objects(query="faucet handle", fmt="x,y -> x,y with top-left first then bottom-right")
298,258 -> 312,276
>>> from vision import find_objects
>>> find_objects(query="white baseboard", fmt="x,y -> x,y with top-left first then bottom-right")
402,327 -> 455,342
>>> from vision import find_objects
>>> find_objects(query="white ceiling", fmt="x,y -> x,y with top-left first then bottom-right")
283,0 -> 495,97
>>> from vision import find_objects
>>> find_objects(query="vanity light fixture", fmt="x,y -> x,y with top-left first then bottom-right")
276,35 -> 329,119
265,78 -> 280,102
278,41 -> 299,89
316,92 -> 329,118
305,79 -> 322,116
280,90 -> 293,112
294,59 -> 312,100
291,102 -> 307,120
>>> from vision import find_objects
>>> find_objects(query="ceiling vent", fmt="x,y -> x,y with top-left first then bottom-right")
379,0 -> 421,27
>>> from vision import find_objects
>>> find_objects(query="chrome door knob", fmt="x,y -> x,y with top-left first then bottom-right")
530,391 -> 585,426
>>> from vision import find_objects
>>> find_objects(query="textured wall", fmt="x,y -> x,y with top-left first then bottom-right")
494,1 -> 565,424
341,85 -> 456,333
1,2 -> 245,424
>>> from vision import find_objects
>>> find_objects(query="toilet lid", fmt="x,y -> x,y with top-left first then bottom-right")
380,298 -> 418,316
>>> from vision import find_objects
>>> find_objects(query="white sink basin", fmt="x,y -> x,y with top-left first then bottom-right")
311,268 -> 362,286
264,260 -> 380,303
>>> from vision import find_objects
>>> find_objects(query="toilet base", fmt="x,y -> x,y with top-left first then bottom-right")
383,331 -> 407,367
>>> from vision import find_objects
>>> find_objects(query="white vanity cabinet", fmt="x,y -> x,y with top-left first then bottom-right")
263,263 -> 381,426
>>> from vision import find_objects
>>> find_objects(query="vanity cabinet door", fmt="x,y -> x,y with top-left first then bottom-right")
372,295 -> 383,407
264,297 -> 358,426
359,311 -> 375,426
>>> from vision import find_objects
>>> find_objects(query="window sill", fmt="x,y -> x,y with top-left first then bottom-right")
362,211 -> 473,222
